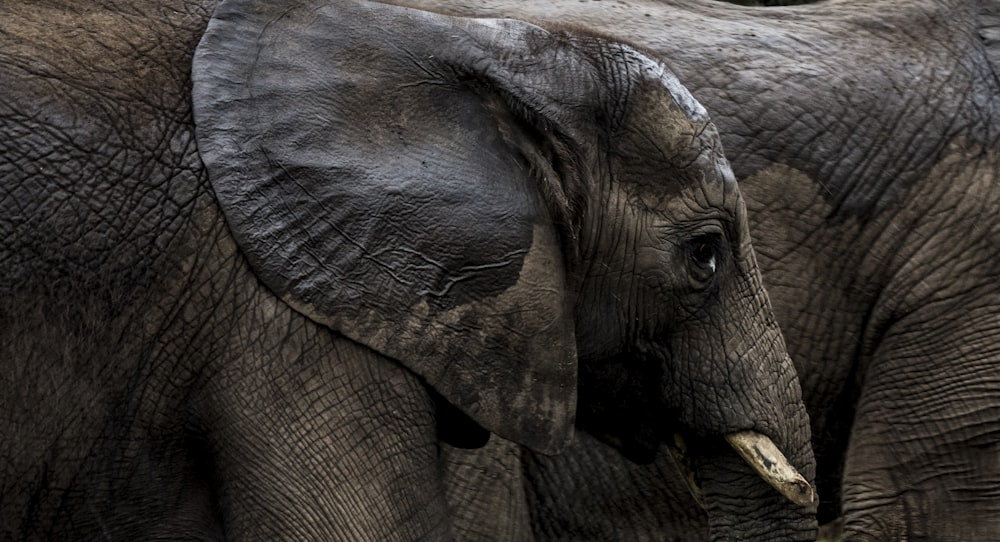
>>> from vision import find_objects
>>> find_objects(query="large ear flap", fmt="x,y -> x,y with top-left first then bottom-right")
192,0 -> 599,453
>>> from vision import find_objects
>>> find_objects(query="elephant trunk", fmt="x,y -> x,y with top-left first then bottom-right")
662,299 -> 818,536
660,233 -> 818,537
696,448 -> 815,540
669,331 -> 818,539
686,397 -> 817,541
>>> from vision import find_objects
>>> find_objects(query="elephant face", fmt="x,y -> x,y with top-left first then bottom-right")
192,0 -> 813,521
573,71 -> 742,361
567,72 -> 803,471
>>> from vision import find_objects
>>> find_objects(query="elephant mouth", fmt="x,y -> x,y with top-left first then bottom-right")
668,431 -> 815,508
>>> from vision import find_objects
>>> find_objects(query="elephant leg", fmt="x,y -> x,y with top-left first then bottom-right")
841,309 -> 1000,540
204,294 -> 453,541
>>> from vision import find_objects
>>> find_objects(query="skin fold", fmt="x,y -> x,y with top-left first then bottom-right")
404,0 -> 1000,540
0,0 -> 815,539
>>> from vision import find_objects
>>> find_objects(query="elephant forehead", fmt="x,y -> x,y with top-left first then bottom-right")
613,73 -> 738,213
618,135 -> 740,218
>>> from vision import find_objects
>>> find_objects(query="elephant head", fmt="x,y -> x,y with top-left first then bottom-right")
191,0 -> 814,534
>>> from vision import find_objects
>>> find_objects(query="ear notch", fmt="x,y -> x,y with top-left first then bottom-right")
192,0 -> 614,452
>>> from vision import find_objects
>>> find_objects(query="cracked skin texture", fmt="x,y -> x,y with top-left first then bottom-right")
0,0 -> 817,539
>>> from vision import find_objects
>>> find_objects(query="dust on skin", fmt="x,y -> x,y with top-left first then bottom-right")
281,223 -> 577,449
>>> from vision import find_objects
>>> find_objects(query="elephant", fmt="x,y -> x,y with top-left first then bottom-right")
0,0 -> 817,539
401,0 -> 1000,539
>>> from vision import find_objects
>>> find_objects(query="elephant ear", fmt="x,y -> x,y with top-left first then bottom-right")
191,0 -> 596,453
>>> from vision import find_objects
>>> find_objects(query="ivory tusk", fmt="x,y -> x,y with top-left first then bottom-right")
725,431 -> 815,507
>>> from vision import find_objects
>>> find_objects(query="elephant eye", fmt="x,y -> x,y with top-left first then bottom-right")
687,233 -> 721,286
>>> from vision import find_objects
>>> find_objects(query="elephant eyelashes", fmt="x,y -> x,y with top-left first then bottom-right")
686,233 -> 722,287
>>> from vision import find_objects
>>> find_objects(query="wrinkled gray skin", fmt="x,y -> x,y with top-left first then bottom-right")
0,0 -> 815,539
408,0 -> 1000,540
